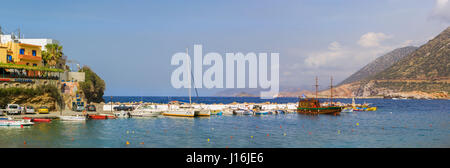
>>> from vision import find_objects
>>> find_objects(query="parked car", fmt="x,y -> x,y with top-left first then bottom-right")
113,104 -> 133,111
73,105 -> 85,112
6,104 -> 22,115
38,106 -> 49,114
86,105 -> 96,112
24,105 -> 35,114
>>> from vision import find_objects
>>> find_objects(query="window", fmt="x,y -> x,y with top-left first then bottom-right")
20,48 -> 25,55
33,64 -> 37,67
7,55 -> 12,62
32,50 -> 36,56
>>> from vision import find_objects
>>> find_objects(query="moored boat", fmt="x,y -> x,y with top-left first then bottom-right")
297,77 -> 341,115
59,115 -> 86,121
341,107 -> 354,113
0,119 -> 34,126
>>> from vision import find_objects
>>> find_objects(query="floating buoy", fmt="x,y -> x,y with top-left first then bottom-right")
280,125 -> 282,128
251,136 -> 254,139
356,123 -> 359,126
230,136 -> 233,139
267,133 -> 270,137
21,125 -> 23,128
24,141 -> 26,144
207,138 -> 210,142
140,142 -> 144,145
126,141 -> 130,145
72,137 -> 74,141
338,130 -> 340,134
283,133 -> 287,136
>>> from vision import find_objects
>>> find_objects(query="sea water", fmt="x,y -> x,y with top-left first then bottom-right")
0,97 -> 448,148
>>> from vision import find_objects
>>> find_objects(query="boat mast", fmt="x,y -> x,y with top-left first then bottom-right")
187,48 -> 192,106
330,76 -> 333,106
315,76 -> 319,99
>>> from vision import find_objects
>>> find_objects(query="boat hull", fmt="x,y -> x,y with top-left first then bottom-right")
297,107 -> 342,115
162,110 -> 195,117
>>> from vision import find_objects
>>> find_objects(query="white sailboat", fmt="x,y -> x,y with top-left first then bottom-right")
163,48 -> 197,117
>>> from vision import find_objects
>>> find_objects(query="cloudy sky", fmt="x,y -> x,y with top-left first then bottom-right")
1,0 -> 449,96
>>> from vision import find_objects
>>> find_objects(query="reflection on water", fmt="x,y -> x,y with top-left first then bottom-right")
0,99 -> 449,148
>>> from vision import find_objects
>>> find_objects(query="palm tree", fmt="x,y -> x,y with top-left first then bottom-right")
42,43 -> 63,68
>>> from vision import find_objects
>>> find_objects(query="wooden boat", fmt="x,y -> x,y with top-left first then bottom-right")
297,77 -> 341,115
365,107 -> 377,111
341,107 -> 354,113
254,111 -> 269,115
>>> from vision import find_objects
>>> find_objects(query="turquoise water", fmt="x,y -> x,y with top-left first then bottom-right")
0,98 -> 449,148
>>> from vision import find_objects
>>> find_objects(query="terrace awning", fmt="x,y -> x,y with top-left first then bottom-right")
0,63 -> 64,72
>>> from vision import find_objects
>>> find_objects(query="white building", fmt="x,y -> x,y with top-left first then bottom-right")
0,34 -> 59,51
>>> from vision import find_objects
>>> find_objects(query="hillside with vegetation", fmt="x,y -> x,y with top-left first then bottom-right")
0,85 -> 62,110
79,66 -> 106,103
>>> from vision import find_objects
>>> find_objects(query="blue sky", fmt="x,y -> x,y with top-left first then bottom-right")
1,0 -> 449,96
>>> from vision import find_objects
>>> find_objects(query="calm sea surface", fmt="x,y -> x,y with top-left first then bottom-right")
1,97 -> 449,148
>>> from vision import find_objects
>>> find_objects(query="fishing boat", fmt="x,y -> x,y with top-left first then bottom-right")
365,107 -> 377,111
221,108 -> 234,115
196,108 -> 211,116
0,119 -> 34,126
341,107 -> 354,113
59,115 -> 86,121
210,110 -> 223,115
129,104 -> 164,117
233,109 -> 253,115
252,105 -> 269,115
297,77 -> 342,115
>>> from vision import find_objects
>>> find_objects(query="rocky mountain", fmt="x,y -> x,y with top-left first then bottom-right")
327,27 -> 450,99
373,27 -> 450,80
339,46 -> 418,85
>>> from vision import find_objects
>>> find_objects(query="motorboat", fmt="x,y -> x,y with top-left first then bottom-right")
129,104 -> 164,117
0,118 -> 34,126
114,110 -> 130,118
59,115 -> 86,121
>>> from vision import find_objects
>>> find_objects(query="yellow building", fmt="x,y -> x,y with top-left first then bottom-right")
0,41 -> 43,66
0,46 -> 7,63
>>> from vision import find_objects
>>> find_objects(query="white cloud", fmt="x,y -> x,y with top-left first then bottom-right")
357,32 -> 392,47
431,0 -> 450,23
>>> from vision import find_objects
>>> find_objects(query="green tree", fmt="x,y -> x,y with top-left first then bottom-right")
79,66 -> 105,103
42,43 -> 63,67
